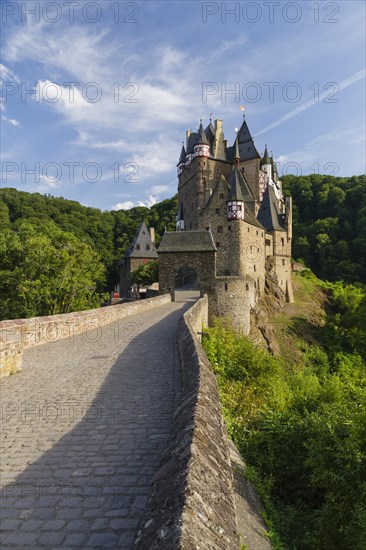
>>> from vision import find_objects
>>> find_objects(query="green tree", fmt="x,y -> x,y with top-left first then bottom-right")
0,221 -> 107,320
131,260 -> 159,286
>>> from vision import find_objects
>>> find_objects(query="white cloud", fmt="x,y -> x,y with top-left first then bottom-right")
39,174 -> 59,189
112,195 -> 157,211
1,115 -> 21,127
0,63 -> 20,83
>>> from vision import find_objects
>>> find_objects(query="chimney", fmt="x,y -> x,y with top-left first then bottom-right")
149,227 -> 155,244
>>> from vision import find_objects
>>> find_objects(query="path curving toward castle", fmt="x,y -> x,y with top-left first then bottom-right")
0,291 -> 198,549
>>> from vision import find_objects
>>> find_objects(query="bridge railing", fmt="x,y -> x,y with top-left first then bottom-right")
134,294 -> 240,549
0,295 -> 171,378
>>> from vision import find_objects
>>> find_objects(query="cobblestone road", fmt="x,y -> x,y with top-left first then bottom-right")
0,292 -> 198,549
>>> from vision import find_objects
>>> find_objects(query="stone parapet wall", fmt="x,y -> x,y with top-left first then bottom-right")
0,295 -> 171,378
134,295 -> 240,549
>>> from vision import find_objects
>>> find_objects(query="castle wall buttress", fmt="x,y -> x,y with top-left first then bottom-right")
211,277 -> 256,335
272,231 -> 293,302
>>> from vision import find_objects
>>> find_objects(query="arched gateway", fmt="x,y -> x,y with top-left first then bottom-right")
158,231 -> 217,301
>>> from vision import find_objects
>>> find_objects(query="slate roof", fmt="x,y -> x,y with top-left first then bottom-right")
236,118 -> 261,161
262,145 -> 270,165
186,132 -> 199,153
158,230 -> 217,253
257,185 -> 286,232
122,221 -> 158,260
178,145 -> 186,165
197,122 -> 210,145
205,122 -> 215,145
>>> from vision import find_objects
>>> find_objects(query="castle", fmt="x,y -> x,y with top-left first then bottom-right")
157,116 -> 293,333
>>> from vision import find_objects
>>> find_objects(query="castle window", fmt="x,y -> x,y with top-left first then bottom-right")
282,259 -> 285,265
237,205 -> 242,211
206,226 -> 210,231
136,244 -> 141,250
228,225 -> 232,231
146,245 -> 150,251
254,265 -> 256,272
215,208 -> 220,215
217,226 -> 223,233
246,283 -> 249,291
281,238 -> 285,246
216,242 -> 220,248
225,283 -> 228,291
250,245 -> 253,251
256,230 -> 258,236
248,227 -> 250,232
220,193 -> 224,199
265,239 -> 271,246
254,281 -> 257,288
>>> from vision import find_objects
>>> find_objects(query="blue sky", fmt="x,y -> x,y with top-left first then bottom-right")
1,0 -> 365,210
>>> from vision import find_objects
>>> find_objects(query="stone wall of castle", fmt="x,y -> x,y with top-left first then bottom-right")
211,277 -> 255,335
178,157 -> 232,230
159,250 -> 216,299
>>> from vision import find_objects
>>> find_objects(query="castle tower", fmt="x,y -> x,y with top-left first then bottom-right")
177,144 -> 186,176
227,141 -> 245,221
119,221 -> 158,298
261,145 -> 272,184
174,115 -> 293,317
194,121 -> 210,158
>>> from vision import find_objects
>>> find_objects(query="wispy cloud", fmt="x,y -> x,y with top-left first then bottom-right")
1,115 -> 21,127
256,69 -> 366,137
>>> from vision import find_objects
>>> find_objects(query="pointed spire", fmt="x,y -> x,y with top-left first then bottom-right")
228,166 -> 244,202
197,121 -> 209,145
262,144 -> 270,165
236,117 -> 260,160
178,144 -> 186,164
257,186 -> 285,232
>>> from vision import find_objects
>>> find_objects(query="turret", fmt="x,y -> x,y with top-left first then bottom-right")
261,144 -> 272,183
177,144 -> 186,175
227,144 -> 245,220
194,121 -> 210,158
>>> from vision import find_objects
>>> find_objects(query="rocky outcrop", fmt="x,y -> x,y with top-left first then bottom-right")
251,256 -> 287,353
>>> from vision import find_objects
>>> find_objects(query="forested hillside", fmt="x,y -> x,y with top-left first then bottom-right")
0,174 -> 365,319
204,272 -> 366,549
282,174 -> 366,283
